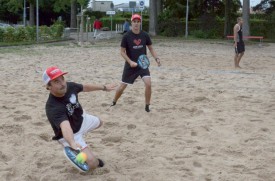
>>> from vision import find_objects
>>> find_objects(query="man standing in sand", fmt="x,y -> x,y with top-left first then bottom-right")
111,14 -> 161,112
123,19 -> 130,34
43,66 -> 116,170
233,17 -> 245,68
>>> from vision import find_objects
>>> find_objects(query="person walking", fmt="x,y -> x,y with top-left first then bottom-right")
43,66 -> 116,170
93,18 -> 102,38
111,14 -> 161,112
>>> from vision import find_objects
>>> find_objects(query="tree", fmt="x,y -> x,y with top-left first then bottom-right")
0,0 -> 22,23
224,0 -> 231,37
29,1 -> 35,26
70,0 -> 77,28
163,0 -> 185,18
253,0 -> 275,15
156,0 -> 163,16
149,0 -> 157,36
242,0 -> 250,36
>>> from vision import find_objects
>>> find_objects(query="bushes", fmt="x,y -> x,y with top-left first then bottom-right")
191,29 -> 220,39
14,27 -> 28,41
25,26 -> 36,41
0,28 -> 4,41
158,18 -> 182,37
156,17 -> 275,40
0,22 -> 64,43
3,27 -> 17,42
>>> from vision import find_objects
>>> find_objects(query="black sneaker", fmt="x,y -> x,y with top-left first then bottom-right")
145,104 -> 150,112
111,101 -> 116,107
98,158 -> 104,167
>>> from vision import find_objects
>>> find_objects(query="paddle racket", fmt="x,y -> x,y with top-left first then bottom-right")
63,146 -> 90,172
137,54 -> 150,69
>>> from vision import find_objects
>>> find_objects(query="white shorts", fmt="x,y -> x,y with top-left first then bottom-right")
58,113 -> 100,149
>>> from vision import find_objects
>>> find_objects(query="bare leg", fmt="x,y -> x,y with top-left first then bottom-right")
81,118 -> 103,169
82,147 -> 104,169
235,53 -> 243,68
142,77 -> 151,112
234,54 -> 239,68
82,147 -> 98,169
237,52 -> 244,67
113,83 -> 127,104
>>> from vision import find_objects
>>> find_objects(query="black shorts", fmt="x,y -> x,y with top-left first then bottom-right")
235,41 -> 245,54
122,66 -> 150,84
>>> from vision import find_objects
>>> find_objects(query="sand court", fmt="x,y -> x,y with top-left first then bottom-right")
0,39 -> 275,180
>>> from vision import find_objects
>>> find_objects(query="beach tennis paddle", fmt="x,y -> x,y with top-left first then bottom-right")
137,54 -> 150,69
63,146 -> 90,172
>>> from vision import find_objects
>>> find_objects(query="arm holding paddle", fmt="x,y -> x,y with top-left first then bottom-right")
60,121 -> 81,150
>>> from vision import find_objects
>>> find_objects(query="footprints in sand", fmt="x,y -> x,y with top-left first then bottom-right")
193,161 -> 202,168
191,131 -> 197,136
127,124 -> 136,130
0,151 -> 12,162
13,115 -> 32,122
101,122 -> 137,147
101,136 -> 122,144
194,96 -> 209,102
38,133 -> 51,142
0,124 -> 23,135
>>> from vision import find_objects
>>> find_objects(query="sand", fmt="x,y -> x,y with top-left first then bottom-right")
0,38 -> 275,181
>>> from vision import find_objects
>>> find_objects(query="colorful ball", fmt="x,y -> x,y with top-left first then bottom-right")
76,152 -> 88,164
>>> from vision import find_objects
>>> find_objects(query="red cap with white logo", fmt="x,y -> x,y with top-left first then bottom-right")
42,66 -> 67,84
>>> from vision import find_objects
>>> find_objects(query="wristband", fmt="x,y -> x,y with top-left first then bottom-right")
103,85 -> 107,91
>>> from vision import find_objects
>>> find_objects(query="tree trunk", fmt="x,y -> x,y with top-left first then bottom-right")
224,0 -> 231,37
149,0 -> 157,36
156,0 -> 162,16
29,3 -> 35,26
242,0 -> 250,37
70,0 -> 77,29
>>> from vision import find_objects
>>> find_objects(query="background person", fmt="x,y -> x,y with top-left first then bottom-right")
93,18 -> 102,38
123,19 -> 130,34
233,17 -> 245,68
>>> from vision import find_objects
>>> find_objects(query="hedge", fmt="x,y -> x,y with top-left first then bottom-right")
0,23 -> 64,43
98,17 -> 274,40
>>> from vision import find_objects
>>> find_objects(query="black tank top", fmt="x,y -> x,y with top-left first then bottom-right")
237,25 -> 243,42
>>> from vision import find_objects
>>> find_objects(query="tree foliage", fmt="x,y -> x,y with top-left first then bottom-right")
0,0 -> 88,26
160,0 -> 242,20
0,0 -> 22,23
253,0 -> 275,15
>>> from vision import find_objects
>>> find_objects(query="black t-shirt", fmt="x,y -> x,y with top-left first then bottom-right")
121,30 -> 152,69
46,82 -> 84,140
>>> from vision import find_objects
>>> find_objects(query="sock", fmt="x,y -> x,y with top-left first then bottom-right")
98,158 -> 104,167
145,104 -> 150,112
111,101 -> 116,106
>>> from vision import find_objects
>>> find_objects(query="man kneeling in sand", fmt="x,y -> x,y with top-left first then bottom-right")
42,66 -> 116,170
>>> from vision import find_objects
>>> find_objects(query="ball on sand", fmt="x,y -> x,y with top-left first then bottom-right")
76,152 -> 88,164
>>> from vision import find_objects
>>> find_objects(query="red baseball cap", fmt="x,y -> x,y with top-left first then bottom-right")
42,66 -> 68,84
131,14 -> 141,21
